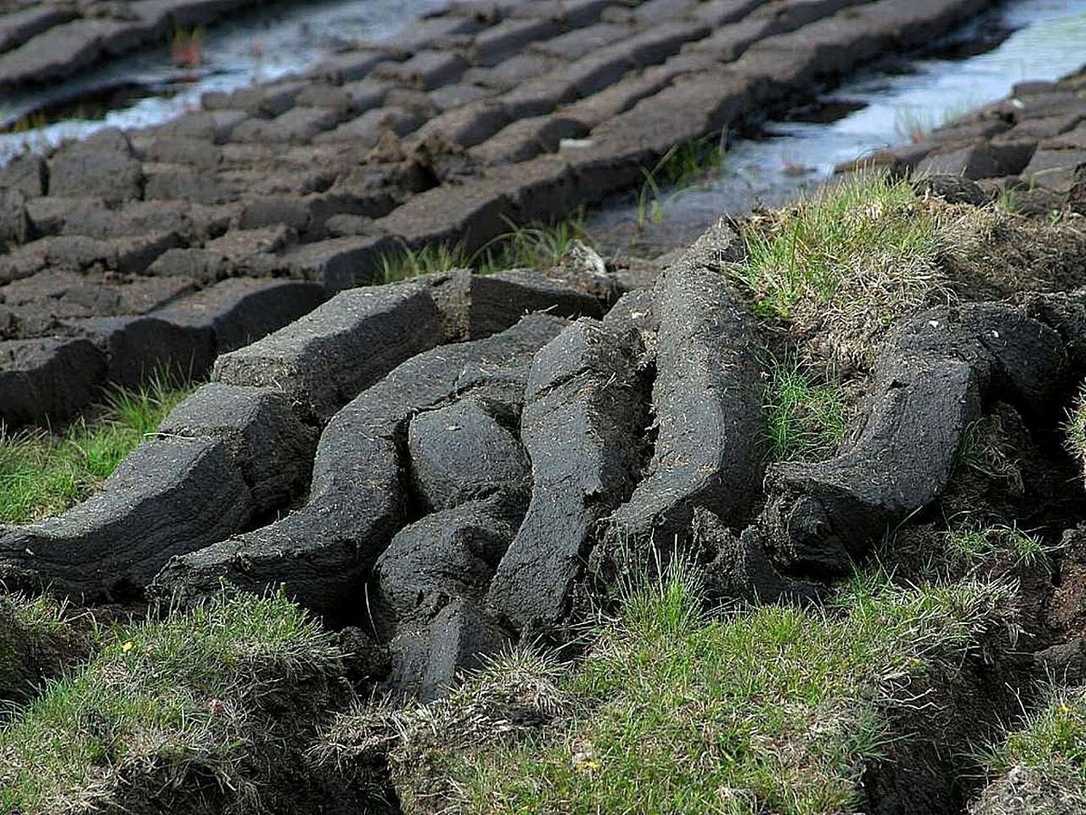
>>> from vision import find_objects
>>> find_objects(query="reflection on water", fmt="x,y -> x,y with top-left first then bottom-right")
589,0 -> 1086,255
0,0 -> 445,165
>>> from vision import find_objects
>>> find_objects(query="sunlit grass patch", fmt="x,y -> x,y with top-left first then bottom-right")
0,592 -> 343,815
1064,383 -> 1086,476
378,216 -> 593,283
944,525 -> 1053,571
972,686 -> 1086,814
0,376 -> 193,524
321,563 -> 1013,814
730,171 -> 949,367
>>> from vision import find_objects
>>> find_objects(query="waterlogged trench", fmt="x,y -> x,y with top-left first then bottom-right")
588,0 -> 1086,255
0,0 -> 447,165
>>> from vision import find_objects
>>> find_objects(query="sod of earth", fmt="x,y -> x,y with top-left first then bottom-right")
0,378 -> 192,524
324,565 -> 1013,815
0,592 -> 343,815
973,685 -> 1086,813
0,594 -> 84,709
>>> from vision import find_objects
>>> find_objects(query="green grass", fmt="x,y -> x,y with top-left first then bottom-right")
0,377 -> 192,524
0,594 -> 83,704
731,171 -> 947,367
325,565 -> 1012,815
944,525 -> 1052,570
0,592 -> 343,815
956,414 -> 1026,494
763,356 -> 848,461
974,686 -> 1086,813
636,136 -> 727,227
1064,384 -> 1086,472
379,217 -> 592,283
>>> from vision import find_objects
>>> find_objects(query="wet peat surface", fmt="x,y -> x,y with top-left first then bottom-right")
587,0 -> 1086,255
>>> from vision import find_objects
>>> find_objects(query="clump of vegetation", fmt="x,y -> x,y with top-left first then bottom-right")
170,26 -> 204,69
957,413 -> 1027,495
763,355 -> 849,462
0,592 -> 344,815
943,525 -> 1052,571
379,243 -> 472,283
1064,384 -> 1086,476
0,594 -> 85,711
319,563 -> 1013,814
972,686 -> 1086,814
0,376 -> 193,524
481,217 -> 590,273
732,172 -> 949,368
636,136 -> 727,227
314,647 -> 573,814
379,217 -> 593,283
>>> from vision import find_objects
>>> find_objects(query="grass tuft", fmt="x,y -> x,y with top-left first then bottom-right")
0,376 -> 193,524
731,171 -> 949,368
379,217 -> 593,283
973,685 -> 1086,814
322,562 -> 1014,814
636,136 -> 726,228
763,355 -> 848,462
956,414 -> 1027,494
170,26 -> 204,69
0,592 -> 343,815
1064,384 -> 1086,475
0,594 -> 85,710
943,525 -> 1053,571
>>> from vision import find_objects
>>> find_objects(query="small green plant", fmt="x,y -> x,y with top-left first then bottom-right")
634,135 -> 727,228
1064,385 -> 1086,472
0,375 -> 193,524
943,525 -> 1052,570
379,217 -> 594,281
0,592 -> 343,815
894,108 -> 935,144
763,355 -> 848,461
170,26 -> 204,69
5,111 -> 48,135
378,243 -> 472,282
478,215 -> 590,273
957,414 -> 1025,493
995,186 -> 1020,214
893,104 -> 972,144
